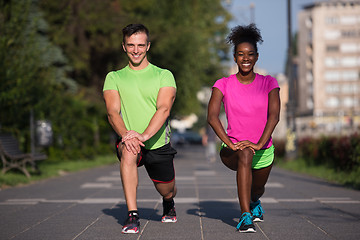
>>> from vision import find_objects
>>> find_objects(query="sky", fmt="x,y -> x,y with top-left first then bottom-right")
226,0 -> 317,74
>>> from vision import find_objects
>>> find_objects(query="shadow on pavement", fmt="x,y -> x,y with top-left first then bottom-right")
102,204 -> 162,225
187,201 -> 241,227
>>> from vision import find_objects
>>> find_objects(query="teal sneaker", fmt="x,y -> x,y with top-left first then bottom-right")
236,212 -> 256,233
250,200 -> 264,222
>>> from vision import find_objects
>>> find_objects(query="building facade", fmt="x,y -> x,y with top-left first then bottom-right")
297,0 -> 360,137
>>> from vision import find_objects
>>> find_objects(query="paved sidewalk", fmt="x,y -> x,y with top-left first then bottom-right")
0,145 -> 360,240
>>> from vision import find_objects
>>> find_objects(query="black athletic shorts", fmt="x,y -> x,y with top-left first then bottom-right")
115,138 -> 177,183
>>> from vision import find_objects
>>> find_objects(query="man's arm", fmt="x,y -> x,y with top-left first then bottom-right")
103,90 -> 143,154
122,86 -> 176,142
103,90 -> 127,136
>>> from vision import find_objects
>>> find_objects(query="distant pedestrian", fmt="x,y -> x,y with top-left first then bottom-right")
202,125 -> 217,162
207,24 -> 280,233
103,23 -> 177,234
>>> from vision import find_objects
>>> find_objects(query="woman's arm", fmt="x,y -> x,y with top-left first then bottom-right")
207,88 -> 237,151
238,88 -> 280,150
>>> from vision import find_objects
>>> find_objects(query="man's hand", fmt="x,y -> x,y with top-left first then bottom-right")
122,130 -> 147,143
123,137 -> 144,155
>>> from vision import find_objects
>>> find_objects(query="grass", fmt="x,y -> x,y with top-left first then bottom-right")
275,157 -> 360,190
0,155 -> 116,189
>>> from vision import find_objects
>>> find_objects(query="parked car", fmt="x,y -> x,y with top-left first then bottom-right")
171,130 -> 202,146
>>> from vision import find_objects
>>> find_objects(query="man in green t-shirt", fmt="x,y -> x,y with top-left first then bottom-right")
103,24 -> 177,234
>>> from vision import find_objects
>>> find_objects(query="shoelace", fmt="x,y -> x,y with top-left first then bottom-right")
126,216 -> 138,225
236,213 -> 252,229
253,203 -> 264,216
163,206 -> 176,216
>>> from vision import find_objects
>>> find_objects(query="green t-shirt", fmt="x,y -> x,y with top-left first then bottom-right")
103,63 -> 176,150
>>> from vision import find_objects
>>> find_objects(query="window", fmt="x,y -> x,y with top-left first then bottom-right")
341,43 -> 359,53
326,84 -> 340,94
342,30 -> 358,38
325,57 -> 340,67
340,16 -> 358,25
326,45 -> 339,52
342,71 -> 358,81
325,16 -> 339,25
343,97 -> 355,107
325,71 -> 340,81
324,30 -> 341,40
306,98 -> 314,109
341,57 -> 357,67
326,97 -> 340,108
342,84 -> 358,94
306,17 -> 313,28
306,71 -> 313,82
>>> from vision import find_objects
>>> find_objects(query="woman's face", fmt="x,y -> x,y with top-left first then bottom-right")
234,42 -> 258,74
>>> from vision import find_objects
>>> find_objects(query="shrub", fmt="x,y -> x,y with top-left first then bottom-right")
297,133 -> 360,171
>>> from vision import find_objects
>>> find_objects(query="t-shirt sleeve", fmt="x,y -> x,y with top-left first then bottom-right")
212,78 -> 226,95
267,75 -> 280,93
103,72 -> 117,92
160,70 -> 176,88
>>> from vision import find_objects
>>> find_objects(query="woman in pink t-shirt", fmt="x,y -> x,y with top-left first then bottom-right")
207,24 -> 280,233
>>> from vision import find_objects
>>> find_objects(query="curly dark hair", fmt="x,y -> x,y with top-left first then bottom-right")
226,23 -> 263,54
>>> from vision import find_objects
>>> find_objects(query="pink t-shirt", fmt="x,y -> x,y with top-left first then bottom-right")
213,73 -> 279,149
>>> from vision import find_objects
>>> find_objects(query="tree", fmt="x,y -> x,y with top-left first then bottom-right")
39,0 -> 231,116
0,0 -> 74,135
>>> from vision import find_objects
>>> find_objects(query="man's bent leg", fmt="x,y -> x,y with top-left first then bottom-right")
154,181 -> 177,200
154,181 -> 177,223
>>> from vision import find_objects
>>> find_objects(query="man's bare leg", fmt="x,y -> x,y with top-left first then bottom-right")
119,144 -> 139,211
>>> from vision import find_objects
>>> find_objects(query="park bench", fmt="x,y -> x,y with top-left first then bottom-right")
0,134 -> 47,178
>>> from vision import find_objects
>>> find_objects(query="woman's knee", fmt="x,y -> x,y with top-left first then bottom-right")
251,186 -> 265,200
237,148 -> 253,167
220,149 -> 238,171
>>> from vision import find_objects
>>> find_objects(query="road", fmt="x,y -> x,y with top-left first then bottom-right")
1,145 -> 359,240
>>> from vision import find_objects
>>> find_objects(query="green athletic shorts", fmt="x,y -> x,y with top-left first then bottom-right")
221,143 -> 275,170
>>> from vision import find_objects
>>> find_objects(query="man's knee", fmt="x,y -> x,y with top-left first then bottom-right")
157,182 -> 177,200
120,148 -> 138,166
163,190 -> 176,200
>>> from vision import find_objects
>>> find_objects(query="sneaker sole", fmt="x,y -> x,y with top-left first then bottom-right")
121,229 -> 139,234
161,218 -> 177,223
253,217 -> 264,222
239,228 -> 256,233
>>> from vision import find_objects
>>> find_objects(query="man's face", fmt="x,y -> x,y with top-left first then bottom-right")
122,32 -> 150,69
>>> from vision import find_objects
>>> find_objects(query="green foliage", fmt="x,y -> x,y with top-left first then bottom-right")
273,139 -> 286,158
276,157 -> 360,190
0,0 -> 72,136
120,0 -> 231,115
1,0 -> 231,162
39,0 -> 231,116
39,0 -> 127,90
0,155 -> 116,187
0,0 -> 111,160
297,134 -> 360,171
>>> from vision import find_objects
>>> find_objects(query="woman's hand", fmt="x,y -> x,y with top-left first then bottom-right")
236,140 -> 260,153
